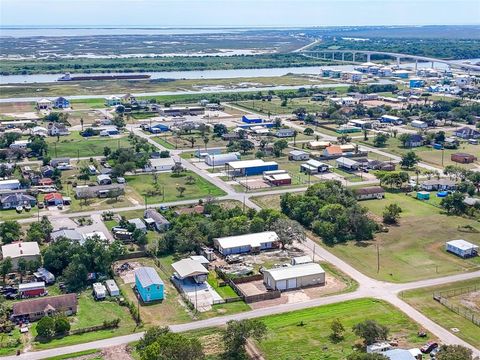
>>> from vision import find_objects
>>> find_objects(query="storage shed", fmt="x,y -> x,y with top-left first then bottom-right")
18,282 -> 46,298
445,240 -> 478,258
263,263 -> 325,291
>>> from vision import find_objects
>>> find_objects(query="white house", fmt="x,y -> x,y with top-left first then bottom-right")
300,159 -> 329,174
1,242 -> 41,270
411,120 -> 427,129
445,240 -> 478,259
0,179 -> 21,190
146,157 -> 176,172
214,231 -> 279,256
36,99 -> 53,110
288,150 -> 309,161
336,157 -> 359,170
9,140 -> 30,149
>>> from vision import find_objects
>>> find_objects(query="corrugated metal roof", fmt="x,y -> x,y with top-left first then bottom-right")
265,263 -> 325,281
135,267 -> 164,288
215,231 -> 278,249
172,259 -> 208,279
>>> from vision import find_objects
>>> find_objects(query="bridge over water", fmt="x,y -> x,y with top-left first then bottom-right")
300,49 -> 480,72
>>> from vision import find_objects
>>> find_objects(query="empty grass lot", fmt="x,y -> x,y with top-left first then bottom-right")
256,298 -> 433,360
402,279 -> 480,349
125,171 -> 225,203
46,132 -> 131,158
323,191 -> 480,282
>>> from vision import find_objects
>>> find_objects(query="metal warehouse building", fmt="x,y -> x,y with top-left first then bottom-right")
263,263 -> 325,291
205,152 -> 240,166
225,159 -> 278,177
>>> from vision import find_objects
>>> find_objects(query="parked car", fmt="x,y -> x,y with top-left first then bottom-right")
430,347 -> 441,358
421,342 -> 438,353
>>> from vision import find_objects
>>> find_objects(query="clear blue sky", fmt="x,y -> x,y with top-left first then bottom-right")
1,0 -> 479,27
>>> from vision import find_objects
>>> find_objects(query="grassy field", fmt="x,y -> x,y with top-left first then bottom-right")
152,132 -> 230,150
323,191 -> 480,282
256,298 -> 433,360
402,278 -> 480,349
31,290 -> 137,350
46,132 -> 131,158
251,194 -> 283,210
234,97 -> 331,116
125,171 -> 226,203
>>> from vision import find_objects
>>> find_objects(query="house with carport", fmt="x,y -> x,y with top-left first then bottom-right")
214,231 -> 278,256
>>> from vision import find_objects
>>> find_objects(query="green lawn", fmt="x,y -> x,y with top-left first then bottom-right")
402,279 -> 480,349
31,290 -> 137,350
256,298 -> 433,360
46,132 -> 131,158
234,96 -> 334,116
125,172 -> 226,203
323,191 -> 480,282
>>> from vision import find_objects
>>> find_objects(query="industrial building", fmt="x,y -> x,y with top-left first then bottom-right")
205,152 -> 240,166
263,263 -> 325,291
225,159 -> 278,177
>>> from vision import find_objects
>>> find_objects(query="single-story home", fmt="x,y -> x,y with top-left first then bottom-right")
36,98 -> 53,110
50,158 -> 70,168
51,228 -> 84,243
454,127 -> 480,139
291,256 -> 312,265
354,186 -> 385,200
105,96 -> 121,107
44,192 -> 64,206
421,179 -> 457,191
171,258 -> 209,284
11,293 -> 77,322
128,218 -> 147,233
404,134 -> 424,148
411,120 -> 427,129
146,157 -> 176,172
135,267 -> 164,302
1,242 -> 41,270
323,145 -> 343,157
10,140 -> 30,149
445,239 -> 478,258
307,141 -> 331,150
105,279 -> 120,297
48,123 -> 70,136
300,159 -> 329,174
74,184 -> 125,199
275,128 -> 295,138
214,231 -> 279,256
263,263 -> 325,291
0,193 -> 36,210
288,150 -> 309,161
263,170 -> 292,186
144,209 -> 170,232
190,255 -> 210,268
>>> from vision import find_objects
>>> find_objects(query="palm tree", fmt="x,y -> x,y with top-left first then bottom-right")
203,136 -> 209,150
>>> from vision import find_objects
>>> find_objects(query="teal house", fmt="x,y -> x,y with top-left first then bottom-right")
135,267 -> 164,302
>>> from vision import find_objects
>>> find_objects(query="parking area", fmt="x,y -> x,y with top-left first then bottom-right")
173,279 -> 223,312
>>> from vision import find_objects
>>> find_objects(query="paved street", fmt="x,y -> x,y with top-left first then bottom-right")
2,110 -> 479,359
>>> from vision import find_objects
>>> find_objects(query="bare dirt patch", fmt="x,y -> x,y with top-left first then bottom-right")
114,261 -> 141,284
459,290 -> 480,312
101,345 -> 133,360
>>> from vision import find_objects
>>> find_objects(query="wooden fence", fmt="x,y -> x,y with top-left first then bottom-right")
433,285 -> 480,327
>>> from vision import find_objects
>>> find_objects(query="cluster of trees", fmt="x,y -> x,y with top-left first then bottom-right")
136,319 -> 266,360
36,315 -> 70,340
43,236 -> 125,292
375,171 -> 410,189
157,203 -> 304,255
440,166 -> 480,217
400,151 -> 420,169
281,181 -> 378,244
42,112 -> 69,124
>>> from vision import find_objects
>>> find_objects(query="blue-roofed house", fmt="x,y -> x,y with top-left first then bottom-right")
53,97 -> 70,109
135,267 -> 164,302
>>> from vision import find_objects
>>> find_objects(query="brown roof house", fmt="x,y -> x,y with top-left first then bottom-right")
451,153 -> 477,164
12,293 -> 78,322
353,186 -> 385,201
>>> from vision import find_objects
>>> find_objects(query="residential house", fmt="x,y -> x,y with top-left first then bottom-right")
336,157 -> 359,170
323,145 -> 343,157
41,165 -> 54,177
53,97 -> 70,109
36,99 -> 53,110
104,96 -> 121,107
451,153 -> 477,164
44,192 -> 64,206
11,293 -> 77,322
74,184 -> 125,199
146,157 -> 176,172
275,128 -> 295,138
411,120 -> 427,129
30,126 -> 48,137
0,193 -> 36,210
128,218 -> 147,233
51,229 -> 84,243
135,267 -> 164,302
144,209 -> 171,232
288,150 -> 309,161
214,231 -> 279,256
380,115 -> 402,125
121,93 -> 136,105
10,140 -> 30,149
353,186 -> 385,200
50,158 -> 70,168
1,242 -> 41,270
307,141 -> 331,150
454,127 -> 480,139
47,123 -> 70,136
171,259 -> 209,284
263,170 -> 292,186
264,263 -> 325,291
404,134 -> 424,148
445,240 -> 478,259
300,159 -> 329,174
421,179 -> 457,191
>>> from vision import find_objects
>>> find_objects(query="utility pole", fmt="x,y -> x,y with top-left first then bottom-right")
377,244 -> 380,274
